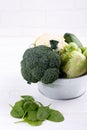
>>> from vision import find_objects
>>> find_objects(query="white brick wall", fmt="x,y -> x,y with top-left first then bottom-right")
0,0 -> 20,11
0,0 -> 87,37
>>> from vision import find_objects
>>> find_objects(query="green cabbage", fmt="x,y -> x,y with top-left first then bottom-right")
60,42 -> 87,78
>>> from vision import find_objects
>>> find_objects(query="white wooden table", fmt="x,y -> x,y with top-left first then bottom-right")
0,37 -> 87,130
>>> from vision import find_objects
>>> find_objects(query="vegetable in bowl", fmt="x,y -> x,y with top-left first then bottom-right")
20,33 -> 87,99
21,44 -> 61,84
21,33 -> 87,84
60,42 -> 87,78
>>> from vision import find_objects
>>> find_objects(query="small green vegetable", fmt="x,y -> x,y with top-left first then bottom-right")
64,33 -> 83,48
10,95 -> 64,126
60,42 -> 87,78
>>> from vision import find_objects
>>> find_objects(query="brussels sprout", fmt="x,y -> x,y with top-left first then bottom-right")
63,51 -> 87,78
60,43 -> 87,78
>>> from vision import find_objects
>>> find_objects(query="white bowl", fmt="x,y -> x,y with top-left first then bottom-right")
38,75 -> 87,99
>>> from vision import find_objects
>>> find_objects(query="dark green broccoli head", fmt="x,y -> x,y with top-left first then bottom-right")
41,68 -> 59,84
21,45 -> 60,84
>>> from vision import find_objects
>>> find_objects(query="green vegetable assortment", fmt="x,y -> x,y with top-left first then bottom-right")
10,95 -> 64,126
21,33 -> 87,83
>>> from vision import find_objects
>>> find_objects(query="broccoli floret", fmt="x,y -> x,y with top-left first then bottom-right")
21,45 -> 60,84
41,68 -> 59,84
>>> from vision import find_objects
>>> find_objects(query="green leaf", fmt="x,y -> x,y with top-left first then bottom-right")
26,111 -> 38,121
21,95 -> 35,102
24,118 -> 42,126
23,101 -> 38,112
10,105 -> 24,118
15,100 -> 25,107
10,95 -> 65,126
47,109 -> 64,122
37,106 -> 50,121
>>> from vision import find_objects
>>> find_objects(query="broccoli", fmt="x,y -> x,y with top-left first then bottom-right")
21,45 -> 60,84
41,68 -> 59,84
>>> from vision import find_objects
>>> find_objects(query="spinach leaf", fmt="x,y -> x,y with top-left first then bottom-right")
15,100 -> 25,107
21,95 -> 35,102
10,105 -> 24,118
10,95 -> 64,126
47,109 -> 64,122
23,101 -> 38,112
26,111 -> 38,121
37,106 -> 50,121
